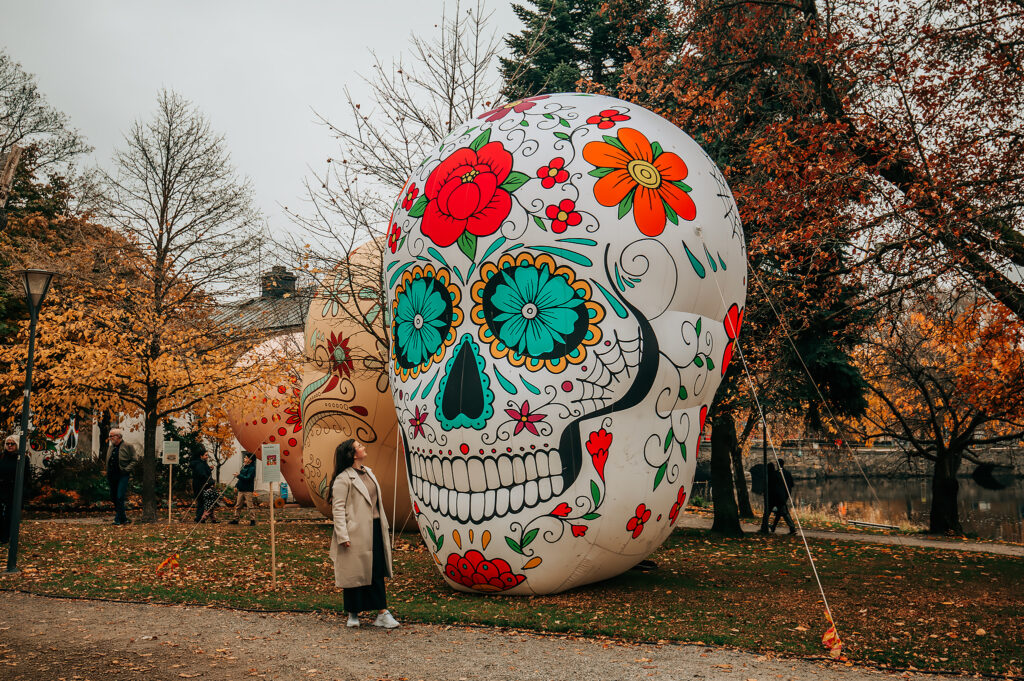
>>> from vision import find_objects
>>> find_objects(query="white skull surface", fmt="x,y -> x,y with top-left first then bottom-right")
385,93 -> 746,594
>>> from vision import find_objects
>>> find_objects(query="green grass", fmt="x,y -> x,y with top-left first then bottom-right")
1,517 -> 1020,677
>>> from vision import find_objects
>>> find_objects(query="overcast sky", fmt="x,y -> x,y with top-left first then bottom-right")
1,0 -> 519,248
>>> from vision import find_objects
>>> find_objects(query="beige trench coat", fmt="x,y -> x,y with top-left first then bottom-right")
329,466 -> 393,588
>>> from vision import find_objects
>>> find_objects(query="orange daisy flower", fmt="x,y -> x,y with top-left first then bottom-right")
582,127 -> 696,237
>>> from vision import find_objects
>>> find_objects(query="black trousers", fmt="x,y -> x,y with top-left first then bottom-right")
343,518 -> 388,614
771,502 -> 796,533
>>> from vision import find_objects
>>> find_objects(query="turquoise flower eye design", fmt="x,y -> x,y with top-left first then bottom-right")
391,265 -> 462,381
471,253 -> 604,373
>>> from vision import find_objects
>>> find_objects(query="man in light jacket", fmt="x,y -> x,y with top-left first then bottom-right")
104,429 -> 138,525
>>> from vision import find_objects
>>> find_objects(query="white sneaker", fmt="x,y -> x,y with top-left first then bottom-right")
373,610 -> 399,629
346,613 -> 360,628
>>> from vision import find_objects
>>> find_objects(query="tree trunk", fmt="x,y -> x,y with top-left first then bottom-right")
141,400 -> 159,522
710,411 -> 743,535
929,450 -> 963,534
97,410 -> 111,461
731,416 -> 756,518
77,409 -> 93,460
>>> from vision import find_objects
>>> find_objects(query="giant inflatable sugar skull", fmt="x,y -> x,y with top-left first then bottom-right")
385,93 -> 746,594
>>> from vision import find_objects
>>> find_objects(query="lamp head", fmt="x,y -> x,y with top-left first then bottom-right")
17,269 -> 55,313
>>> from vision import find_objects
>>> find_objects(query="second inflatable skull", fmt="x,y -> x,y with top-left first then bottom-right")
385,93 -> 746,594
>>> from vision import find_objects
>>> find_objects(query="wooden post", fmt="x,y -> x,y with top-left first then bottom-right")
167,463 -> 173,524
269,482 -> 277,586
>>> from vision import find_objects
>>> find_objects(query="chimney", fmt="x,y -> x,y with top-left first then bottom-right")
261,266 -> 297,299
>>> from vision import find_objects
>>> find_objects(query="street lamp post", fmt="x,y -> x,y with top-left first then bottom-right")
5,268 -> 55,573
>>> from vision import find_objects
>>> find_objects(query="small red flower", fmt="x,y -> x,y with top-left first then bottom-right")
478,95 -> 549,122
586,429 -> 612,481
721,304 -> 744,375
545,198 -> 582,233
414,501 -> 421,515
445,550 -> 526,592
324,332 -> 354,393
402,182 -> 419,210
668,485 -> 688,525
537,157 -> 569,188
586,109 -> 630,129
409,405 -> 428,439
504,400 -> 547,436
388,220 -> 401,253
571,524 -> 587,537
551,502 -> 572,517
626,503 -> 652,538
284,405 -> 302,434
696,405 -> 708,451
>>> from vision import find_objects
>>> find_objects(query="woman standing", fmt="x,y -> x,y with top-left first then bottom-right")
329,439 -> 399,628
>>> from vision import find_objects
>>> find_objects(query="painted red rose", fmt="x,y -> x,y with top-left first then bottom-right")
445,550 -> 526,592
421,141 -> 514,247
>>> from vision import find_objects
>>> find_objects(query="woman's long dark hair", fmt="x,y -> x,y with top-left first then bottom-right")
327,439 -> 357,503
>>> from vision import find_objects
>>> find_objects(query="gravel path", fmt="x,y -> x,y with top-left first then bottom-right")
0,591 -> 974,681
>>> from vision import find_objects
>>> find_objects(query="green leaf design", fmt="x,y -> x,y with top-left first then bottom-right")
559,118 -> 570,128
499,171 -> 531,192
694,355 -> 704,368
706,355 -> 715,370
543,113 -> 554,120
653,462 -> 667,490
602,134 -> 626,151
695,318 -> 702,337
532,214 -> 547,231
554,131 -> 570,140
588,167 -> 614,178
651,141 -> 664,157
680,441 -> 687,462
520,120 -> 529,127
664,428 -> 673,452
408,195 -> 429,218
505,536 -> 524,555
617,188 -> 635,220
664,199 -> 679,225
522,528 -> 539,548
678,385 -> 688,400
469,129 -> 491,151
590,480 -> 601,506
457,232 -> 478,261
582,512 -> 601,520
435,535 -> 444,551
673,180 -> 693,193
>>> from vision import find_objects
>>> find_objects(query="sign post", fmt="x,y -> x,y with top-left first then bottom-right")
261,443 -> 281,586
161,441 -> 180,524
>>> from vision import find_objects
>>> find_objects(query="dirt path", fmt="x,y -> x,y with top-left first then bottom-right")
0,591 -> 976,681
675,515 -> 1024,556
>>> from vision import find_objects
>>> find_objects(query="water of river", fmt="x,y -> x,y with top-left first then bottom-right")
782,476 -> 1024,542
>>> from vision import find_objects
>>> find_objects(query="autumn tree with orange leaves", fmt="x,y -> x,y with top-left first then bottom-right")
855,291 -> 1024,534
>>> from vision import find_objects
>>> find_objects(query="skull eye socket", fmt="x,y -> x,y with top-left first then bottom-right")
471,252 -> 604,373
391,265 -> 463,380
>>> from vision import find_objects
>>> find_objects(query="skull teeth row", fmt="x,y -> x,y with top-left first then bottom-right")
410,450 -> 563,493
413,475 -> 566,522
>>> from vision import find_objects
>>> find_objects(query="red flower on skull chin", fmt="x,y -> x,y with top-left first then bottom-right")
721,304 -> 744,375
421,142 -> 514,247
445,550 -> 526,592
586,428 -> 612,481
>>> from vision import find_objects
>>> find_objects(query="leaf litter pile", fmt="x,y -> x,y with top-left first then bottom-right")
0,519 -> 1019,677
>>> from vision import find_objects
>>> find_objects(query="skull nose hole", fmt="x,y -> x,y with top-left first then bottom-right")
440,337 -> 487,425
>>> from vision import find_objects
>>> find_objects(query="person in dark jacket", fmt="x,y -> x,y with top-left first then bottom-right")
769,459 -> 796,534
1,435 -> 25,543
105,429 -> 138,525
229,451 -> 257,525
190,450 -> 217,523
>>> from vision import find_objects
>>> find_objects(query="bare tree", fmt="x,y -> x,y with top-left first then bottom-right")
0,50 -> 91,174
93,89 -> 267,521
280,0 -> 503,356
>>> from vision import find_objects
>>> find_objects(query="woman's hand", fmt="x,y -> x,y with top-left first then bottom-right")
342,541 -> 351,548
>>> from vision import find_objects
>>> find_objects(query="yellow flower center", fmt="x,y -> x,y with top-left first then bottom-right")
547,168 -> 559,177
461,169 -> 479,183
627,159 -> 661,189
556,210 -> 569,221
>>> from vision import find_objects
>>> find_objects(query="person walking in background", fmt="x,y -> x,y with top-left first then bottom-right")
1,435 -> 22,543
769,459 -> 796,534
329,439 -> 398,629
229,451 -> 257,525
105,428 -> 137,525
190,449 -> 217,523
